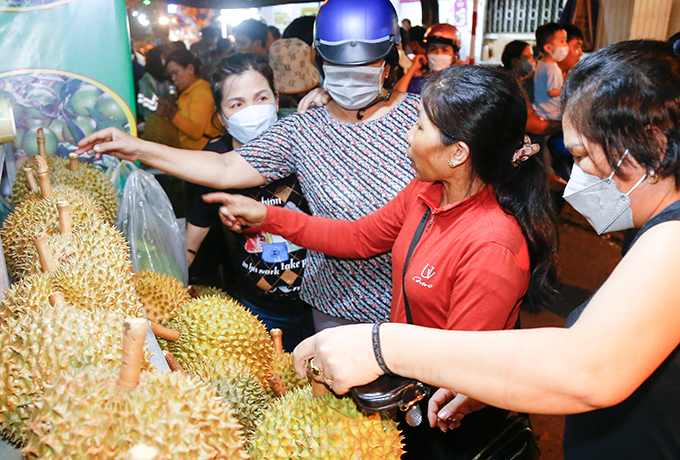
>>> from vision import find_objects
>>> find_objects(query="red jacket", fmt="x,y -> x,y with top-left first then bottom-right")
262,179 -> 530,331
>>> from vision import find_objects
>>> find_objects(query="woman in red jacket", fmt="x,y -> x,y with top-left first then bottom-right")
204,65 -> 558,459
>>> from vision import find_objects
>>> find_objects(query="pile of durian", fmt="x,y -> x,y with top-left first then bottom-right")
0,131 -> 405,459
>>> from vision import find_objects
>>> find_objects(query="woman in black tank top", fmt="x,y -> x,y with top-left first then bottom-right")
289,40 -> 680,460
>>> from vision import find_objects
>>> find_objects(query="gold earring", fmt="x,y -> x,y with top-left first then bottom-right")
647,171 -> 659,184
448,158 -> 456,168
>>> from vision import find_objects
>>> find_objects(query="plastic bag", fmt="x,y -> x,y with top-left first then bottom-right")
116,169 -> 188,286
106,159 -> 139,201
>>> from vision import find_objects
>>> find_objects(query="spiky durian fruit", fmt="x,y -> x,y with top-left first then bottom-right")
0,304 -> 134,445
12,220 -> 131,282
249,386 -> 404,459
185,358 -> 272,438
140,113 -> 180,148
0,261 -> 142,323
188,284 -> 230,299
23,320 -> 247,460
2,185 -> 105,280
164,296 -> 274,386
13,155 -> 119,224
135,270 -> 191,323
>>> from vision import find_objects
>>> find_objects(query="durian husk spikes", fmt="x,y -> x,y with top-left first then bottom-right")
69,152 -> 79,172
23,167 -> 38,193
267,328 -> 310,396
135,270 -> 191,323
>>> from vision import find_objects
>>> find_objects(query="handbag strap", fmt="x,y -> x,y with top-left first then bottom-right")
402,207 -> 432,325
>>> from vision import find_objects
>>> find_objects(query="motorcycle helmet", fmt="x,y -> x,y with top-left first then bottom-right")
313,0 -> 400,65
423,23 -> 460,50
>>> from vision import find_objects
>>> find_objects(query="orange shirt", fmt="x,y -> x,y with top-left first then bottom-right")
262,180 -> 530,331
172,79 -> 221,150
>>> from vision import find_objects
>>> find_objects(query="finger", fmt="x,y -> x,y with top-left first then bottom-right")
76,127 -> 117,152
202,192 -> 234,204
293,337 -> 317,378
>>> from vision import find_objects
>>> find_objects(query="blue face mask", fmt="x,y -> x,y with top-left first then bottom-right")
563,150 -> 648,234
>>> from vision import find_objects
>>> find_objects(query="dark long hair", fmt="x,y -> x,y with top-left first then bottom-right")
562,40 -> 680,186
210,53 -> 276,117
165,49 -> 202,78
421,65 -> 558,312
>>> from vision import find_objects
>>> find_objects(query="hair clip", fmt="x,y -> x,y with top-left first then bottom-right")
512,135 -> 541,167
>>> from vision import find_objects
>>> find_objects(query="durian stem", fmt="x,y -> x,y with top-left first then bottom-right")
270,328 -> 283,354
35,155 -> 51,199
68,152 -> 79,172
312,380 -> 332,397
149,320 -> 180,342
49,292 -> 66,307
36,127 -> 47,159
268,373 -> 287,397
163,351 -> 187,375
187,285 -> 198,298
23,168 -> 39,193
56,201 -> 72,235
118,318 -> 148,389
33,232 -> 57,273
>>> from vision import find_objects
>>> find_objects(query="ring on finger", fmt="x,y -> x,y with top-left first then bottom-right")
308,358 -> 322,376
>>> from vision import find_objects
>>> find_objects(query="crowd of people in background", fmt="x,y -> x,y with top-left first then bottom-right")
111,4 -> 680,458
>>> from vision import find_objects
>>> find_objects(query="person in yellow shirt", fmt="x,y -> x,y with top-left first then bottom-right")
157,49 -> 221,150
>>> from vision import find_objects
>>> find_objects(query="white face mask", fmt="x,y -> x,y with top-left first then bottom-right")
323,63 -> 385,111
551,45 -> 569,63
223,104 -> 277,144
427,53 -> 453,72
563,151 -> 648,234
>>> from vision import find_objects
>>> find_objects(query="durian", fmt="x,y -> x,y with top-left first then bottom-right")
13,153 -> 119,224
164,296 -> 275,386
140,113 -> 180,148
188,285 -> 230,299
249,386 -> 405,459
185,358 -> 272,438
135,270 -> 191,323
2,184 -> 105,280
0,300 -> 136,444
0,233 -> 142,321
22,318 -> 248,460
12,217 -> 131,282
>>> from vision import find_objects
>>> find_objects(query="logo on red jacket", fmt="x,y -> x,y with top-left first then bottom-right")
412,263 -> 436,288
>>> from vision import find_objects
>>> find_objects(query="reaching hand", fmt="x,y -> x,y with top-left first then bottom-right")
201,192 -> 267,232
427,388 -> 488,432
293,324 -> 384,395
75,127 -> 143,161
297,87 -> 331,114
410,55 -> 428,77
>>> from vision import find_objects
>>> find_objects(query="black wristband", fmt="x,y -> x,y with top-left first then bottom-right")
187,248 -> 197,255
372,322 -> 393,375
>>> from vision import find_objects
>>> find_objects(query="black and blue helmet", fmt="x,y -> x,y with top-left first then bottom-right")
313,0 -> 401,66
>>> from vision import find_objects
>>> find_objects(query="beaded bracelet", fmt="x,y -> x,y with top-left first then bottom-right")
372,322 -> 393,375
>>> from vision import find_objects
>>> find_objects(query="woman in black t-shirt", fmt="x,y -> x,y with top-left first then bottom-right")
186,53 -> 314,352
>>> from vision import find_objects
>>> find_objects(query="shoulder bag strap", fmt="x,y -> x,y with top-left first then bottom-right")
402,207 -> 432,325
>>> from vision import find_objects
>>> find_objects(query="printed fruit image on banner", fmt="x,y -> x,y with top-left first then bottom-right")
0,0 -> 74,11
0,70 -> 135,165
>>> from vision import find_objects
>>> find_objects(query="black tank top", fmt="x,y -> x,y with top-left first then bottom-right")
563,199 -> 680,459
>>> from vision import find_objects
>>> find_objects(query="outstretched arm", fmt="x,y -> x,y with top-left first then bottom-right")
76,127 -> 265,189
203,182 -> 414,259
293,222 -> 680,415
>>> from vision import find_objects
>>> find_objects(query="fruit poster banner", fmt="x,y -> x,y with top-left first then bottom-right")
0,0 -> 136,166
